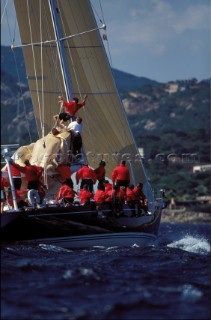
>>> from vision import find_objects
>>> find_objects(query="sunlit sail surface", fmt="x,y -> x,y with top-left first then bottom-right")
14,0 -> 148,184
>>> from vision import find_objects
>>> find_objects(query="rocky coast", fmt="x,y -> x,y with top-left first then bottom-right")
162,209 -> 211,224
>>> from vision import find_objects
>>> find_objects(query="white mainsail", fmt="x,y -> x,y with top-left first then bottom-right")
13,0 -> 149,185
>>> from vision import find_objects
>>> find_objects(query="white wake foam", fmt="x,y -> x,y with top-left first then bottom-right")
167,235 -> 210,255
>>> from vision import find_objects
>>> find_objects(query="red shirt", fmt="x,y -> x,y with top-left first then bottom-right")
56,165 -> 72,180
56,184 -> 75,201
10,162 -> 42,182
94,190 -> 108,204
104,183 -> 112,202
126,188 -> 136,201
1,177 -> 9,189
78,189 -> 93,204
94,165 -> 105,181
104,182 -> 112,192
112,164 -> 130,183
62,100 -> 86,115
5,165 -> 21,177
76,166 -> 97,184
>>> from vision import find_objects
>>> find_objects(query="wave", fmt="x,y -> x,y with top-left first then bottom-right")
167,235 -> 210,255
38,243 -> 71,252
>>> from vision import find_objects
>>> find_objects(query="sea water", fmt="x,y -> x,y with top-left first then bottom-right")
1,223 -> 210,320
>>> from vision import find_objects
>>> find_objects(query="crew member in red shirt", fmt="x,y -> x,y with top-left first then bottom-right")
126,184 -> 136,216
94,160 -> 106,183
112,160 -> 130,188
134,183 -> 151,215
10,159 -> 43,190
5,165 -> 22,190
7,189 -> 28,209
54,94 -> 88,124
94,184 -> 109,205
126,185 -> 136,202
76,164 -> 97,192
103,180 -> 113,202
78,184 -> 93,206
111,185 -> 124,216
55,164 -> 73,187
56,180 -> 76,205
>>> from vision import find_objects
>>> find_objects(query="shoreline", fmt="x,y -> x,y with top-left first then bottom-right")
161,209 -> 211,224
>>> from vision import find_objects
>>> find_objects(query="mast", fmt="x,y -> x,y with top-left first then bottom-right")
1,146 -> 20,211
48,0 -> 73,101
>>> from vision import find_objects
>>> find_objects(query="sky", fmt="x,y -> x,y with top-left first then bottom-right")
1,0 -> 211,83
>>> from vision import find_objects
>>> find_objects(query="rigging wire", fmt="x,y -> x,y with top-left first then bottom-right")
2,0 -> 33,144
91,0 -> 113,68
92,1 -> 137,137
39,0 -> 45,140
1,0 -> 9,24
99,0 -> 113,69
41,0 -> 65,118
26,0 -> 43,139
39,0 -> 48,189
11,51 -> 33,143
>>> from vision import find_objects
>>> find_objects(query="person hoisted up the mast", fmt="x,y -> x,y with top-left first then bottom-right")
53,94 -> 88,127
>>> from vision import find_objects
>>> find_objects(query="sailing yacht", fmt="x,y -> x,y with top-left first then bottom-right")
1,0 -> 164,248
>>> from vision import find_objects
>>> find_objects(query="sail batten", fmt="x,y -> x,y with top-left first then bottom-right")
14,0 -> 149,184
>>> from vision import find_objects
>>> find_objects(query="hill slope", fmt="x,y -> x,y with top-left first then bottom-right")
1,46 -> 209,144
